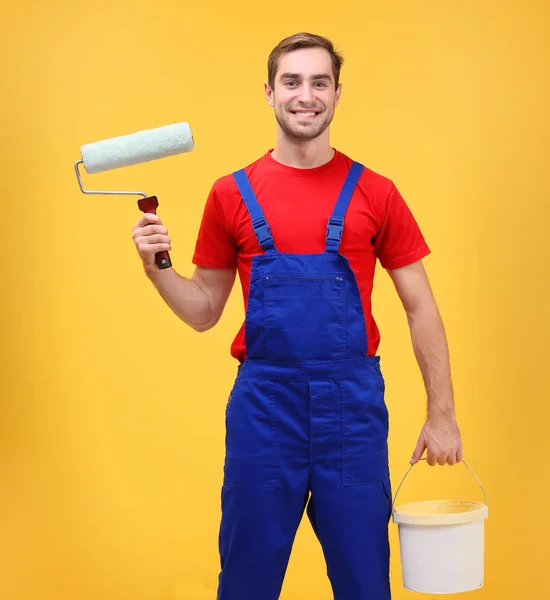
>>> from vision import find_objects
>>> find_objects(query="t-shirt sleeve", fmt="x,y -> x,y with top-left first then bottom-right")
192,182 -> 238,269
374,184 -> 431,270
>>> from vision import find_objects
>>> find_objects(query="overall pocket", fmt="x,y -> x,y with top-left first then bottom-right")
223,378 -> 279,488
264,275 -> 346,360
341,375 -> 390,486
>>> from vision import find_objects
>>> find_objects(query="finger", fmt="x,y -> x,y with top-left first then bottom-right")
426,448 -> 438,466
143,224 -> 169,235
132,227 -> 169,244
456,442 -> 463,463
137,242 -> 172,255
437,453 -> 448,466
134,213 -> 162,230
136,233 -> 170,245
447,452 -> 457,466
150,243 -> 172,253
411,437 -> 426,465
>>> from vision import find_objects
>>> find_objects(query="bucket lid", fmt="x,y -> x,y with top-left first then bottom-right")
393,499 -> 488,526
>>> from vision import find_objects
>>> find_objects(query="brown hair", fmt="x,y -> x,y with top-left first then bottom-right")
267,32 -> 344,89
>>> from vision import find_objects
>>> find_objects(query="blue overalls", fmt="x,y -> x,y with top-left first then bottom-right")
217,162 -> 392,599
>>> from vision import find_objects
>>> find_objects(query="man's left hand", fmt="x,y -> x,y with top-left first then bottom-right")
410,415 -> 463,466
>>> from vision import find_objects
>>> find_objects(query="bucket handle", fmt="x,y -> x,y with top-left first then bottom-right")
391,458 -> 489,515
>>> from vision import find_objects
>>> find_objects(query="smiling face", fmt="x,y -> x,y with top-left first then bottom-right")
265,47 -> 342,142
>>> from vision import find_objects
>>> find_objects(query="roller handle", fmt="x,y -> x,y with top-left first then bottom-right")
137,196 -> 172,270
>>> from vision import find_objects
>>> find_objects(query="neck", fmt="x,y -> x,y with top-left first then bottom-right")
271,128 -> 335,169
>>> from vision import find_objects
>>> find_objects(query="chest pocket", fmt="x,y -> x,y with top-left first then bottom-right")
263,275 -> 347,361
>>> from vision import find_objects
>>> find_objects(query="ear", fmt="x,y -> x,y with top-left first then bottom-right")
335,82 -> 342,108
264,82 -> 275,107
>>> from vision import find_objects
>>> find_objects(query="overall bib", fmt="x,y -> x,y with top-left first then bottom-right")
217,162 -> 392,600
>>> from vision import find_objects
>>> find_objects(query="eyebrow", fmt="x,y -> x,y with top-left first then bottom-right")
279,72 -> 333,81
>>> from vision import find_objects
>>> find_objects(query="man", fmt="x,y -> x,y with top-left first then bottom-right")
132,32 -> 462,600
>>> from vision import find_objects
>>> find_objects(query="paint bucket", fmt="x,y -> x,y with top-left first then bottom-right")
392,459 -> 489,594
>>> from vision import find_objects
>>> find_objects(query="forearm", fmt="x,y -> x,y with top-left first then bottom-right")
389,261 -> 462,465
406,303 -> 455,419
145,266 -> 216,332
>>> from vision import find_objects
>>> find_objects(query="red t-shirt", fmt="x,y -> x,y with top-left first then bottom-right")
192,149 -> 430,362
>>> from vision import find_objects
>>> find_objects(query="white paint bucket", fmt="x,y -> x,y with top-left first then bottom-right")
392,459 -> 488,594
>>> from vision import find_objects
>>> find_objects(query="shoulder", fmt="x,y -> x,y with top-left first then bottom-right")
210,153 -> 269,197
336,152 -> 395,196
336,151 -> 397,215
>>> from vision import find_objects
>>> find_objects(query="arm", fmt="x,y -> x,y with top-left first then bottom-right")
133,212 -> 236,332
147,265 -> 236,333
388,260 -> 463,466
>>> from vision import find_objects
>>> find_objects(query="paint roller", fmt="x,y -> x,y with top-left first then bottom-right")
74,122 -> 194,269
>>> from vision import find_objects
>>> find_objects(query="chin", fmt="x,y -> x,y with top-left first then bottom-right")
277,118 -> 323,140
289,129 -> 323,141
275,110 -> 333,142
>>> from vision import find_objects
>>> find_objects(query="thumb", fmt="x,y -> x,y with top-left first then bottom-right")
411,436 -> 426,465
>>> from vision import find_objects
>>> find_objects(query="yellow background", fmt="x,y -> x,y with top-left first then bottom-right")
2,0 -> 549,598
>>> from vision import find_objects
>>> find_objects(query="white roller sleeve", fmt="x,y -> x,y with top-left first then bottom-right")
80,122 -> 194,174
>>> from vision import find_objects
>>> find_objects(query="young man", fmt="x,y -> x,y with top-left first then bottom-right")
133,32 -> 462,600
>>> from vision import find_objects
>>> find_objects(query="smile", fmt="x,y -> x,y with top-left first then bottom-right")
290,111 -> 320,118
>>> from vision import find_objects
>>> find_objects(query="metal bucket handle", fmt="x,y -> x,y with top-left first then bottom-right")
391,458 -> 489,515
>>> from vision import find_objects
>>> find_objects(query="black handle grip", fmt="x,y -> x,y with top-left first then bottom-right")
155,251 -> 172,269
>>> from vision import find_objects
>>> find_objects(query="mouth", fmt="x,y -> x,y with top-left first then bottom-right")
289,110 -> 321,119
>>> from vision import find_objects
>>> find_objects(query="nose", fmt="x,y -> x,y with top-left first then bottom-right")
297,83 -> 314,103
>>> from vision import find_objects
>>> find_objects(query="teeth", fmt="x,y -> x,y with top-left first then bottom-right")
294,112 -> 316,117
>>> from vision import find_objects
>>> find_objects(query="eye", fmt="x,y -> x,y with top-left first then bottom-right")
285,81 -> 298,87
314,82 -> 327,87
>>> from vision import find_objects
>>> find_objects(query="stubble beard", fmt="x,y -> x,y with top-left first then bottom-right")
274,103 -> 335,141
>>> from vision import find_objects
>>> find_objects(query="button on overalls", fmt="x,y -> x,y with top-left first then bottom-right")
217,162 -> 392,600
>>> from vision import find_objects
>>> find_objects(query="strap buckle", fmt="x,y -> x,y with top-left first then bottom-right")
326,216 -> 344,242
252,217 -> 273,245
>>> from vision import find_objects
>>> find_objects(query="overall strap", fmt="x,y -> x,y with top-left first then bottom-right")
325,161 -> 365,253
232,169 -> 277,253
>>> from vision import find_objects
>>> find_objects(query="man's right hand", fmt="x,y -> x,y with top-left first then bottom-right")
132,213 -> 172,272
